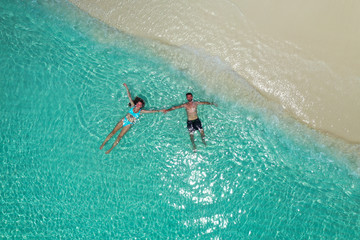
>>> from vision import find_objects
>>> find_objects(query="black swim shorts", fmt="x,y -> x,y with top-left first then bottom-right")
187,118 -> 203,133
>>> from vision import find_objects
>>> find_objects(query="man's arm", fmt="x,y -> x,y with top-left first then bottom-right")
123,83 -> 134,106
141,109 -> 166,114
197,101 -> 217,106
165,104 -> 185,112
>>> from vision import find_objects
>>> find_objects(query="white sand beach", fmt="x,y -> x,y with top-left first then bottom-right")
69,0 -> 360,144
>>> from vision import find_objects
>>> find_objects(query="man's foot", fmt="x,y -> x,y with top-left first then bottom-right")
105,150 -> 111,154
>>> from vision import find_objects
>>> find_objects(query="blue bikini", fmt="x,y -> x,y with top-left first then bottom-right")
123,107 -> 141,127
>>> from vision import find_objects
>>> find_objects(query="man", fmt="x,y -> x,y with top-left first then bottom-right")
165,93 -> 216,150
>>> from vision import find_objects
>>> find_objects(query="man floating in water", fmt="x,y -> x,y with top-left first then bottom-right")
164,93 -> 216,151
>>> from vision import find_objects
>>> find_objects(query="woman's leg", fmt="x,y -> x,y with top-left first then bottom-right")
105,125 -> 131,154
100,119 -> 124,150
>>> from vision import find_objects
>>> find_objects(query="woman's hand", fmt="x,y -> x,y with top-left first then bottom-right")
123,83 -> 128,88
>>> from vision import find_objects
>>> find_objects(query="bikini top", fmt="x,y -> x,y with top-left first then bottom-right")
128,107 -> 141,119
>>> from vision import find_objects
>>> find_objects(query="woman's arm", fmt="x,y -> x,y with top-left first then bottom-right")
123,83 -> 134,107
141,109 -> 166,114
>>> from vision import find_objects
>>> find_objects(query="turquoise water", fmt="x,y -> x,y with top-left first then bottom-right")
1,0 -> 359,239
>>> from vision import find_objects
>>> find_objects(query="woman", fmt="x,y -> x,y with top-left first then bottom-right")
100,83 -> 165,154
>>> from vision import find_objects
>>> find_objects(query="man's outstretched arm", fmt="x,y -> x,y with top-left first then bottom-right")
165,104 -> 185,112
141,109 -> 166,114
197,101 -> 217,106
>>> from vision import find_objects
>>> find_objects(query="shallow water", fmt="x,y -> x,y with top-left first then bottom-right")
1,0 -> 359,239
69,0 -> 360,143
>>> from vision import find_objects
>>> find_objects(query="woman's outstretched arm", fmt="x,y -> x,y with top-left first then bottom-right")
123,83 -> 134,107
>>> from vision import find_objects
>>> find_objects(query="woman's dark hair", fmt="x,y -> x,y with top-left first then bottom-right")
129,96 -> 145,108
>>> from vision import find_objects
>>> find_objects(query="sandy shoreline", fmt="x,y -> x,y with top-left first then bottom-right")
68,0 -> 360,144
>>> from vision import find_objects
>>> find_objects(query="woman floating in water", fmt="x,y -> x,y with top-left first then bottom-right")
100,83 -> 165,154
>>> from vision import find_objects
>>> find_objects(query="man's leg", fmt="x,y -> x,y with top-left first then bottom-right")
187,120 -> 196,151
194,118 -> 206,146
189,132 -> 196,151
199,129 -> 206,146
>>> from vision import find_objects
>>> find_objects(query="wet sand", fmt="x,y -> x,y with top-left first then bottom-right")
68,0 -> 360,144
